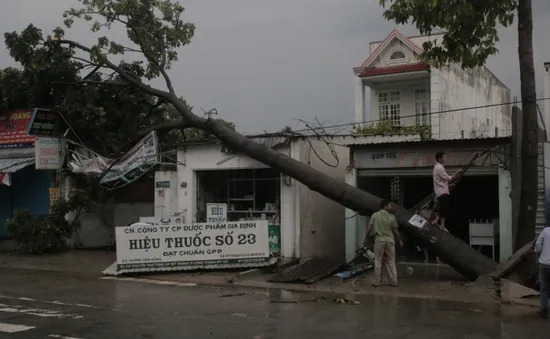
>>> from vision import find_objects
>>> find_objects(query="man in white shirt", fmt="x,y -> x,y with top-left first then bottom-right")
433,151 -> 461,232
535,226 -> 550,319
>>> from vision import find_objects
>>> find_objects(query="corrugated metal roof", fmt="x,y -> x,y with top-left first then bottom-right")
0,157 -> 34,172
345,135 -> 511,147
269,256 -> 343,284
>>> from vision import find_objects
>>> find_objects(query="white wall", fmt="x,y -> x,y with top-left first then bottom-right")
434,64 -> 511,140
296,138 -> 349,260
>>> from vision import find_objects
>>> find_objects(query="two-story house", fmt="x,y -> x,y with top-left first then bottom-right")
353,29 -> 512,138
344,29 -> 518,264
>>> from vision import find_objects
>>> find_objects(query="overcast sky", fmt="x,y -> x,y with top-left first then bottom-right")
0,0 -> 548,134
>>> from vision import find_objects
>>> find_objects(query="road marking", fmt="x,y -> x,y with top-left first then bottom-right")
100,276 -> 197,287
49,335 -> 87,339
0,322 -> 35,333
0,294 -> 104,310
0,303 -> 83,319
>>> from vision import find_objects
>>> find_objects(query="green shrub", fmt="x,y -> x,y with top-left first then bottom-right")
5,190 -> 91,254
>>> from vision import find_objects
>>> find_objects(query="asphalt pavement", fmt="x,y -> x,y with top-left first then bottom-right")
0,268 -> 548,338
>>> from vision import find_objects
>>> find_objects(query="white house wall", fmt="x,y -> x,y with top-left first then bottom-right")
296,138 -> 349,260
434,64 -> 511,140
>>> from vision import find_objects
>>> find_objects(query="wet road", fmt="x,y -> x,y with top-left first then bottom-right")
0,268 -> 548,338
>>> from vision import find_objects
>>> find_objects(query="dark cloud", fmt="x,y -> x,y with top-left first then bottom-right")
0,0 -> 548,133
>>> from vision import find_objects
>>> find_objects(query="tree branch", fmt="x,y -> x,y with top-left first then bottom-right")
53,39 -> 172,100
54,80 -> 131,87
126,25 -> 175,95
120,119 -> 191,153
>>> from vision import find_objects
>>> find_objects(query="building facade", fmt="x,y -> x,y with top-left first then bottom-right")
353,29 -> 512,140
0,110 -> 53,239
345,29 -> 516,263
169,136 -> 350,261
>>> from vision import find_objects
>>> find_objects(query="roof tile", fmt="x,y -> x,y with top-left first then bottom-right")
359,62 -> 429,77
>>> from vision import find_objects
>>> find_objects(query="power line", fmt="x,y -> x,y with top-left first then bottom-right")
257,97 -> 550,136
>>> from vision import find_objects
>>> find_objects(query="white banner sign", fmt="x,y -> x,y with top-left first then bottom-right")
116,220 -> 270,270
35,137 -> 61,169
206,203 -> 227,223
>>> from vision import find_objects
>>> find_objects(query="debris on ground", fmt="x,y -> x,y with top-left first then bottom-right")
333,297 -> 360,305
270,296 -> 328,304
226,268 -> 259,283
219,292 -> 246,298
269,257 -> 343,284
333,247 -> 374,282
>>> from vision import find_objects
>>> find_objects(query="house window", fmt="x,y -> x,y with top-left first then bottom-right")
414,88 -> 430,125
378,91 -> 401,125
390,50 -> 406,60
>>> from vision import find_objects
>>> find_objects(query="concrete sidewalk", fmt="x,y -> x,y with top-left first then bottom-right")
0,248 -> 539,308
0,248 -> 116,275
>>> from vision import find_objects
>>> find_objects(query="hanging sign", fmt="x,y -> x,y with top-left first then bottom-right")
115,220 -> 270,271
27,108 -> 60,137
35,137 -> 62,169
206,203 -> 227,223
68,131 -> 158,185
0,110 -> 35,149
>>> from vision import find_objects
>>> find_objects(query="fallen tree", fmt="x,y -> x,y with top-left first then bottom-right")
22,0 -> 532,286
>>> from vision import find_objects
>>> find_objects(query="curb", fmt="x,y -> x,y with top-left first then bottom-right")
111,274 -> 507,306
2,264 -> 538,309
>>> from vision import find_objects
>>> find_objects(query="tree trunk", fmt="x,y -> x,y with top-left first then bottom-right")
173,100 -> 498,281
515,0 -> 538,250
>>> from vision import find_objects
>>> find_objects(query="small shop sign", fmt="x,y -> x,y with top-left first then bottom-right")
206,203 -> 227,223
115,220 -> 270,271
35,137 -> 62,169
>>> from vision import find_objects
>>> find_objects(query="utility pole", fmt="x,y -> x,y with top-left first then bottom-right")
515,0 -> 538,250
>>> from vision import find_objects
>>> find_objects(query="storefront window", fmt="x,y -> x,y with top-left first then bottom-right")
196,168 -> 281,255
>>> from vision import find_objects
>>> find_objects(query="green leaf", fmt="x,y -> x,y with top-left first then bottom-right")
379,0 -> 517,68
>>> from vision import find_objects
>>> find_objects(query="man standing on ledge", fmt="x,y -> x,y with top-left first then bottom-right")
433,151 -> 462,232
364,199 -> 403,287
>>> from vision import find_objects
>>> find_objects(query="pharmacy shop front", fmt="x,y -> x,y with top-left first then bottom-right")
177,141 -> 295,259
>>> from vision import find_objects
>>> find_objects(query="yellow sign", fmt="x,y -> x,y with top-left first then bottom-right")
49,187 -> 61,207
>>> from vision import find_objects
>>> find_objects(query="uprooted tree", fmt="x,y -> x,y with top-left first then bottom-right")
13,0 -> 533,286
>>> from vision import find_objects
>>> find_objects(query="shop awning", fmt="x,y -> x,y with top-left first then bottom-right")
0,157 -> 35,172
0,157 -> 35,186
